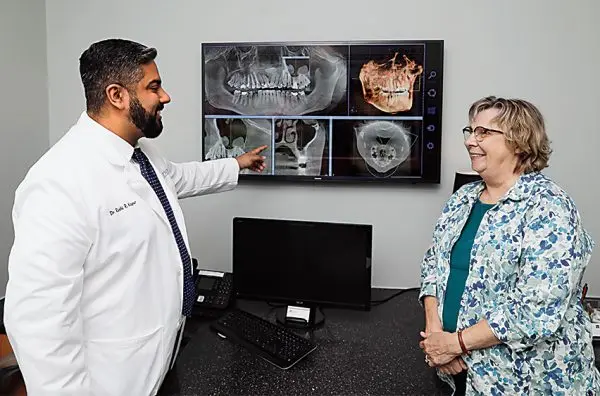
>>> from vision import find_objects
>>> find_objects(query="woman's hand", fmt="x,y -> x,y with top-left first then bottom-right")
419,331 -> 462,367
438,356 -> 467,375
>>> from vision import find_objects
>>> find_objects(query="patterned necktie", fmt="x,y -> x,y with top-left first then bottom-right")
132,148 -> 195,316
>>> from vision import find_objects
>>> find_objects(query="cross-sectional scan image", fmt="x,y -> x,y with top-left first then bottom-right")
203,118 -> 272,174
349,45 -> 424,116
274,119 -> 329,176
203,45 -> 349,116
332,120 -> 421,178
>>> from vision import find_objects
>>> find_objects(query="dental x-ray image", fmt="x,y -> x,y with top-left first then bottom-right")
332,120 -> 421,178
349,45 -> 424,117
203,44 -> 348,116
200,40 -> 444,184
274,119 -> 329,176
203,118 -> 272,174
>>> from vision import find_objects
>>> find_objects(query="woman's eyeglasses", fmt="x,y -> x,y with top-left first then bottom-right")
462,126 -> 504,142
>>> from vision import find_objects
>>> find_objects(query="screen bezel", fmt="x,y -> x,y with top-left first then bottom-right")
201,39 -> 444,184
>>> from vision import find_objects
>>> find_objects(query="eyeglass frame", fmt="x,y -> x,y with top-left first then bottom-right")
462,126 -> 504,142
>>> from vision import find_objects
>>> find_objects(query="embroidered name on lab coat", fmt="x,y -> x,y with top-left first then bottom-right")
109,201 -> 137,216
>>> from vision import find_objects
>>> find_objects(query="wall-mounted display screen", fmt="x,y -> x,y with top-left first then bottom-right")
201,40 -> 444,184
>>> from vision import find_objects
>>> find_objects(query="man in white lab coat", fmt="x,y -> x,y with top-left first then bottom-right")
4,38 -> 267,396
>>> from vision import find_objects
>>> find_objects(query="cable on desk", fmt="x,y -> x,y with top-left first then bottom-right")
266,302 -> 287,308
370,287 -> 420,306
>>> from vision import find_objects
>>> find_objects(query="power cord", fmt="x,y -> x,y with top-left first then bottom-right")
264,288 -> 421,309
370,287 -> 420,306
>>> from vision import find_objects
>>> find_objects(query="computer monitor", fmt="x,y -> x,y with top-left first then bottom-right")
232,217 -> 372,328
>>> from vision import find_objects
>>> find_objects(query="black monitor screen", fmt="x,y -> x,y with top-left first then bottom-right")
232,217 -> 372,310
201,40 -> 444,184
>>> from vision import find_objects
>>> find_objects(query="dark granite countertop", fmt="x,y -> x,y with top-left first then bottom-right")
0,292 -> 598,395
157,289 -> 600,396
158,289 -> 447,395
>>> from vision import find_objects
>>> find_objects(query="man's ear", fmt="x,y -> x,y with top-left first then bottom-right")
105,84 -> 129,110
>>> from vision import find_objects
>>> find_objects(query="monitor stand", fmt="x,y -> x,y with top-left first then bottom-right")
275,304 -> 324,329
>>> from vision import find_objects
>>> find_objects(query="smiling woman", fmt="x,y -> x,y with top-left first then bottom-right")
418,96 -> 600,395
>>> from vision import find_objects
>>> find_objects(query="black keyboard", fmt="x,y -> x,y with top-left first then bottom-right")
210,308 -> 317,369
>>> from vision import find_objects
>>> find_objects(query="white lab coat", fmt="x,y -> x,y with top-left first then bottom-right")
4,112 -> 239,395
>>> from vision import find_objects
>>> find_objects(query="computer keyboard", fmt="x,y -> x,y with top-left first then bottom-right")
210,308 -> 317,369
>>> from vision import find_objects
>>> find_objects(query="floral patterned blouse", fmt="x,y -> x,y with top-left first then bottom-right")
419,172 -> 600,395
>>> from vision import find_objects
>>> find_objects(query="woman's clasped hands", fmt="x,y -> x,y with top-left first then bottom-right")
419,330 -> 467,375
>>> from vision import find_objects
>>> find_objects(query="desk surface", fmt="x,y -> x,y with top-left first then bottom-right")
158,289 -> 600,396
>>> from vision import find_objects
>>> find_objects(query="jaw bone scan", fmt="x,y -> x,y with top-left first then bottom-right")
274,119 -> 328,176
204,118 -> 272,174
355,120 -> 416,177
359,53 -> 423,114
204,45 -> 347,116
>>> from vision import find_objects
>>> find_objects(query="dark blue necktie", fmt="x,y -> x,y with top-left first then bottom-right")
132,148 -> 195,316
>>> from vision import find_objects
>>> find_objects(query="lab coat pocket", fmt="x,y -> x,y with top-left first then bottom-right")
86,326 -> 164,396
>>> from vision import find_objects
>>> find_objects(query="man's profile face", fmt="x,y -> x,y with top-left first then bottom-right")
128,94 -> 163,139
127,62 -> 171,139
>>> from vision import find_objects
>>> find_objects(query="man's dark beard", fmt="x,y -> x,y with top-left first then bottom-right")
129,95 -> 163,139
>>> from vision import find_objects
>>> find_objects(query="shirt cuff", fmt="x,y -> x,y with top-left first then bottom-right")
418,283 -> 437,306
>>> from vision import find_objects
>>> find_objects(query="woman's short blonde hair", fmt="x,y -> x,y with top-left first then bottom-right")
468,96 -> 552,173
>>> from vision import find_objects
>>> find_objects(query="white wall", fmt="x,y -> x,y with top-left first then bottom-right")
45,0 -> 600,295
0,0 -> 49,296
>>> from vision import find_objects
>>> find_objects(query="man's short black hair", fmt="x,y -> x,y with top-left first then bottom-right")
79,38 -> 157,114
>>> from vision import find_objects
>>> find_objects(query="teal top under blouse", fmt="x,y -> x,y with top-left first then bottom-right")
442,199 -> 494,332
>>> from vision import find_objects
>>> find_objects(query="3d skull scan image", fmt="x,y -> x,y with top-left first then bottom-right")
274,119 -> 328,176
351,120 -> 417,177
203,45 -> 348,116
354,120 -> 416,175
203,118 -> 272,174
359,53 -> 423,114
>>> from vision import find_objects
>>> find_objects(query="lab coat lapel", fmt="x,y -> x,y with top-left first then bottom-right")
128,170 -> 171,228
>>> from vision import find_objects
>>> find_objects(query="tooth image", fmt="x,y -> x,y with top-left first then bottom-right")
273,71 -> 280,88
268,73 -> 275,89
204,45 -> 346,115
254,74 -> 260,90
284,70 -> 291,87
